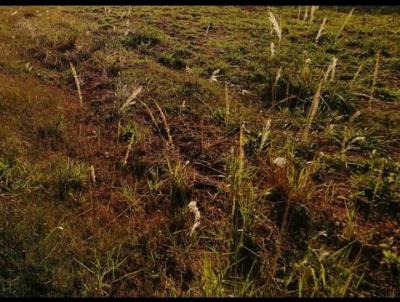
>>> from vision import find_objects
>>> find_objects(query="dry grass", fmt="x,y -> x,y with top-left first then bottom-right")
270,41 -> 275,57
122,131 -> 136,167
303,57 -> 337,141
268,11 -> 282,46
350,62 -> 364,88
69,62 -> 83,107
155,101 -> 174,148
330,57 -> 338,82
90,165 -> 96,184
119,86 -> 143,114
225,82 -> 230,123
272,66 -> 282,106
315,17 -> 327,44
369,50 -> 381,109
309,6 -> 318,25
334,8 -> 355,42
303,6 -> 309,21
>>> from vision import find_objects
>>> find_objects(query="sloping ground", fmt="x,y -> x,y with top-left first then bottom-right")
0,6 -> 399,297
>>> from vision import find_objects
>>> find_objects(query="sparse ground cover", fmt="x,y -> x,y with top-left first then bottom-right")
0,5 -> 399,297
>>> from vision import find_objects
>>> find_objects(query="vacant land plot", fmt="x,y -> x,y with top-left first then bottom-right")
0,6 -> 399,297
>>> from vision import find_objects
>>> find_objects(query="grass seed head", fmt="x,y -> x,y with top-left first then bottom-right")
188,200 -> 201,236
268,11 -> 282,44
315,17 -> 327,44
69,62 -> 83,107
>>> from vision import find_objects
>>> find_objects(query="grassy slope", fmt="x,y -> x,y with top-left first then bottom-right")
0,6 -> 399,297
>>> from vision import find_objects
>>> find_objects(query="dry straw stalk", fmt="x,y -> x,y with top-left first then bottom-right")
119,86 -> 143,114
268,11 -> 282,46
309,6 -> 318,24
335,8 -> 355,42
303,57 -> 337,141
369,50 -> 381,109
225,82 -> 230,122
123,133 -> 136,167
155,101 -> 174,148
315,17 -> 327,44
303,6 -> 309,21
270,41 -> 275,58
350,62 -> 364,88
69,62 -> 83,107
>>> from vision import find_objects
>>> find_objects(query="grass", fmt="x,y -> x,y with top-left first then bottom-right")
0,5 -> 399,297
165,155 -> 190,208
285,236 -> 364,297
52,158 -> 87,201
226,135 -> 259,277
69,62 -> 83,107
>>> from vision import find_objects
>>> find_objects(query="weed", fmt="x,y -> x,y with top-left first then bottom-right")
37,118 -> 65,145
286,235 -> 364,297
199,250 -> 258,297
75,246 -> 128,296
382,249 -> 400,275
53,159 -> 87,201
157,52 -> 186,70
0,159 -> 29,193
331,122 -> 383,160
122,26 -> 166,49
120,122 -> 139,144
121,122 -> 141,167
226,125 -> 261,277
200,252 -> 226,297
120,182 -> 144,215
350,158 -> 400,216
343,200 -> 358,239
165,155 -> 190,208
146,166 -> 163,193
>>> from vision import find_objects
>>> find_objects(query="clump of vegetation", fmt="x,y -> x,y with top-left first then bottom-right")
36,118 -> 65,147
120,122 -> 139,143
285,236 -> 364,297
157,52 -> 187,70
53,159 -> 88,201
226,130 -> 260,277
36,22 -> 79,52
165,155 -> 190,208
350,158 -> 400,216
122,26 -> 167,49
382,249 -> 400,276
0,158 -> 29,193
